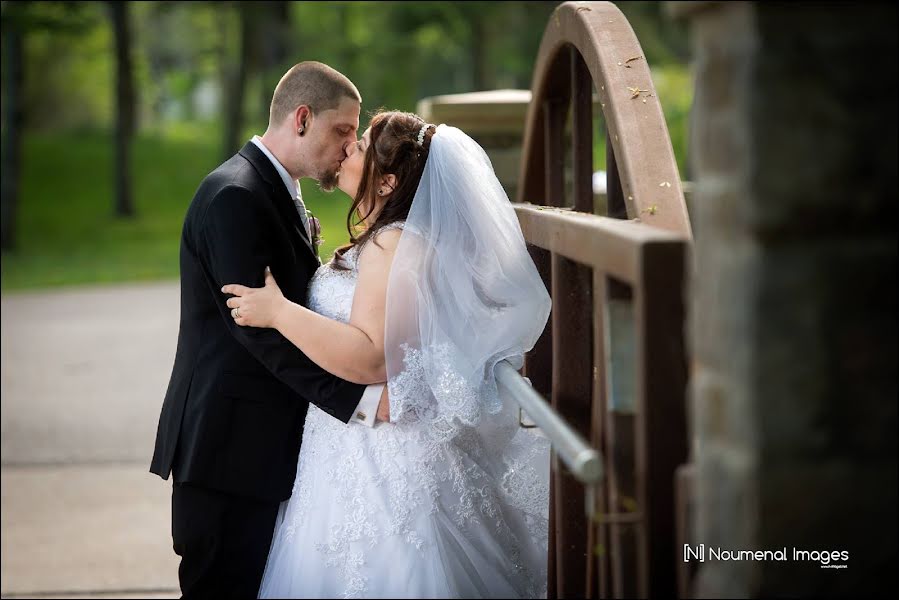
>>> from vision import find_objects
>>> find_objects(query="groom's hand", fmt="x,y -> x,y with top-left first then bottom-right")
376,385 -> 390,423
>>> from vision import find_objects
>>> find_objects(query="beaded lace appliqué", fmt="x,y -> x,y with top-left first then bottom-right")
279,222 -> 547,599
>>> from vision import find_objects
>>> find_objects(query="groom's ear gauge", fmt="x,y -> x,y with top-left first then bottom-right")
296,106 -> 311,136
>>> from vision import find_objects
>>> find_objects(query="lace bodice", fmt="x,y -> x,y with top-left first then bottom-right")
307,222 -> 405,324
307,245 -> 360,323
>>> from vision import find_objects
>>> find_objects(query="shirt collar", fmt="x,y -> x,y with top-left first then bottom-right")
250,136 -> 300,200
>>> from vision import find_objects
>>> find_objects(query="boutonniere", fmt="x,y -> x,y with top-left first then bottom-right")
306,209 -> 324,246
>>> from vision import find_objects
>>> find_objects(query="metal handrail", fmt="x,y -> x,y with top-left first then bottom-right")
496,359 -> 603,484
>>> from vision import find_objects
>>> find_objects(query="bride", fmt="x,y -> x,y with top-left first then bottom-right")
221,111 -> 551,599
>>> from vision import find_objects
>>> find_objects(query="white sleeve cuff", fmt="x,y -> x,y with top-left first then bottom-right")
351,384 -> 383,428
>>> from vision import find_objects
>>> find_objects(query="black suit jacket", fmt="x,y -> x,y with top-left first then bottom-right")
150,141 -> 366,502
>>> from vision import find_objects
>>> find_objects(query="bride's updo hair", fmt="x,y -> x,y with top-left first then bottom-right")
333,110 -> 435,269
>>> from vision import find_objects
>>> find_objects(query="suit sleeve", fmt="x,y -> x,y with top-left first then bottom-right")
199,185 -> 365,423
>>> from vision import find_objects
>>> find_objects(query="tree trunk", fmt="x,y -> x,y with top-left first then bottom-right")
459,5 -> 490,91
223,1 -> 254,160
1,22 -> 24,251
470,14 -> 487,91
110,1 -> 135,218
258,1 -> 291,125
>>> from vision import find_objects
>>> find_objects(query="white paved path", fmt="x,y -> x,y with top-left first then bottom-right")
1,282 -> 183,598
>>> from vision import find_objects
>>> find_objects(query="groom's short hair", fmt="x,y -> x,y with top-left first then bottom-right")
269,62 -> 361,126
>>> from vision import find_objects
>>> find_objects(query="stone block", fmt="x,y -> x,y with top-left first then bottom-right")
748,4 -> 898,240
756,459 -> 897,596
751,239 -> 897,461
693,444 -> 759,599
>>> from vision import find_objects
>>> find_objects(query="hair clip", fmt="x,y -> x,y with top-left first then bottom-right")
416,123 -> 435,147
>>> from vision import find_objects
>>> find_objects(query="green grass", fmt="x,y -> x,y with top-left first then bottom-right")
0,128 -> 356,291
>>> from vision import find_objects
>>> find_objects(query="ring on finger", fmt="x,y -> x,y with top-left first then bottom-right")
231,307 -> 241,319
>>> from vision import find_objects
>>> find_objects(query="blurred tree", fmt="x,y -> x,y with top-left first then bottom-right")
21,3 -> 108,131
223,1 -> 297,154
108,1 -> 136,217
3,1 -> 693,216
135,1 -> 234,127
618,1 -> 690,66
453,2 -> 496,91
255,1 -> 292,126
1,2 -> 25,250
2,1 -> 96,250
382,2 -> 557,99
222,1 -> 255,160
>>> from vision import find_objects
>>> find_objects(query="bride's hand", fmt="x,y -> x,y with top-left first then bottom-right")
222,267 -> 287,329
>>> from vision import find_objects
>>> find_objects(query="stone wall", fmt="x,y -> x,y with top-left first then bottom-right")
416,90 -> 531,201
677,1 -> 897,596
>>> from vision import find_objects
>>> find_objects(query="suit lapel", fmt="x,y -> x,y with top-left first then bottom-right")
238,142 -> 318,258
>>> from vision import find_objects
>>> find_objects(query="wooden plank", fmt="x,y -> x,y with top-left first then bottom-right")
571,47 -> 594,214
544,99 -> 567,209
518,2 -> 693,237
551,253 -> 594,599
604,280 -> 642,599
513,204 -> 686,283
635,241 -> 690,598
591,272 -> 611,598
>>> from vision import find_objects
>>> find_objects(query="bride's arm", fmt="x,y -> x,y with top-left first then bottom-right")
273,230 -> 400,384
222,229 -> 401,386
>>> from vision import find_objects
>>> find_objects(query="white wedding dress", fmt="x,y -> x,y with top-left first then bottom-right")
258,224 -> 550,599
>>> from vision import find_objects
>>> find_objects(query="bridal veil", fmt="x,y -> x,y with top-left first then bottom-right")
384,124 -> 552,596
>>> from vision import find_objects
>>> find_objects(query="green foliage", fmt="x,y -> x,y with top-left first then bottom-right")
19,2 -> 112,131
132,1 -> 236,124
651,64 -> 693,179
617,1 -> 691,66
592,64 -> 693,179
3,1 -> 693,290
11,1 -> 689,131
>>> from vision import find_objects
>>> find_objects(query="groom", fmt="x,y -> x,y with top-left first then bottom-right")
150,62 -> 387,598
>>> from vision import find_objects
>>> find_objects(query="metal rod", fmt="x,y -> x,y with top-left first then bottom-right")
496,360 -> 603,484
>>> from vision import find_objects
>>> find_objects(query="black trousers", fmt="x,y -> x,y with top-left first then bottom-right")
172,482 -> 280,599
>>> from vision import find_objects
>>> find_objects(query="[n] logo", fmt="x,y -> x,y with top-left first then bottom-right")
684,543 -> 705,562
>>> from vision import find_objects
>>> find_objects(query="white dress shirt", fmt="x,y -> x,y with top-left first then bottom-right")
250,136 -> 384,427
251,136 -> 310,238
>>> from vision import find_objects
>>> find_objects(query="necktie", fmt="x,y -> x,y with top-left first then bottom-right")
293,189 -> 312,240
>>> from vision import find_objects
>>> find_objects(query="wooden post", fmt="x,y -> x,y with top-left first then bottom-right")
551,253 -> 593,598
636,241 -> 689,597
571,47 -> 593,215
